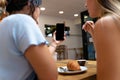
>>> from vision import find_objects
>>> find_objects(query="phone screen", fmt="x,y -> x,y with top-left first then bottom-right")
56,23 -> 64,40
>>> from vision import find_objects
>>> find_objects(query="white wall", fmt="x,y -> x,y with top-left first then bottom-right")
38,15 -> 83,59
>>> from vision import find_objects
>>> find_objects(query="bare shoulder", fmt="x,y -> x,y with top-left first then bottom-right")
95,15 -> 118,31
92,15 -> 120,41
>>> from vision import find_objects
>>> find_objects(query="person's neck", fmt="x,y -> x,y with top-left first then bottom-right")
11,10 -> 28,14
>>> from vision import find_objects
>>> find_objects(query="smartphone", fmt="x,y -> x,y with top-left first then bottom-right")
56,23 -> 64,40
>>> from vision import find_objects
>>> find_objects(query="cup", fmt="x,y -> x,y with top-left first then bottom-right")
77,59 -> 86,66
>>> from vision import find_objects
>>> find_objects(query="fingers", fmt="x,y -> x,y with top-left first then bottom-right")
86,21 -> 94,27
82,21 -> 94,32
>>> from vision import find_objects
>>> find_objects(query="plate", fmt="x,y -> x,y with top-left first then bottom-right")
58,66 -> 87,74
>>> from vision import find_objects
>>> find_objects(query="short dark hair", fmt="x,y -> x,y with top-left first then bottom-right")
6,0 -> 42,13
6,0 -> 28,14
6,0 -> 42,23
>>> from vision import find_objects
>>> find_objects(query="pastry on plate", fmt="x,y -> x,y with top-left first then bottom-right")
67,60 -> 81,71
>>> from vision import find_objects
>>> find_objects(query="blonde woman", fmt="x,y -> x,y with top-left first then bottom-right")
83,0 -> 120,80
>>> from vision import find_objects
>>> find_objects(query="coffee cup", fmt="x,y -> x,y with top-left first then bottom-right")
77,59 -> 86,66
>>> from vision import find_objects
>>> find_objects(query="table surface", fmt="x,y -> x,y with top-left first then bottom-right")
56,59 -> 97,80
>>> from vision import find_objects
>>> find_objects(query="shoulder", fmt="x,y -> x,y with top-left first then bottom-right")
3,14 -> 36,24
95,15 -> 117,31
93,14 -> 120,40
1,14 -> 39,35
95,15 -> 113,26
3,14 -> 38,29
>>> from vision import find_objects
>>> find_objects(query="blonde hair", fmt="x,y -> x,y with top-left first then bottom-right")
0,0 -> 8,21
97,0 -> 120,18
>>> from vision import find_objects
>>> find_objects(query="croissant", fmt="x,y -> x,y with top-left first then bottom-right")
67,60 -> 81,71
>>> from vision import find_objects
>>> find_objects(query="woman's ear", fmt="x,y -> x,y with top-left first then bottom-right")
27,2 -> 31,10
26,1 -> 31,10
23,2 -> 31,14
27,1 -> 31,6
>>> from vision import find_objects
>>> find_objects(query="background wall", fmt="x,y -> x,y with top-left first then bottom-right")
38,15 -> 83,59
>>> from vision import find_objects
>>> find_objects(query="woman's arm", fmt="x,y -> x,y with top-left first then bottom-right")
25,44 -> 58,80
48,41 -> 58,54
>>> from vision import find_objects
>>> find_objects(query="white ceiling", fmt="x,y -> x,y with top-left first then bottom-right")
40,0 -> 87,20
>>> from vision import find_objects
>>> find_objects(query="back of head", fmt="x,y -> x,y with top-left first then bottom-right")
6,0 -> 42,14
6,0 -> 28,14
97,0 -> 120,17
5,0 -> 42,24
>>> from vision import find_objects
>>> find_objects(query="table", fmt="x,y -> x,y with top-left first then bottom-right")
56,60 -> 97,80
